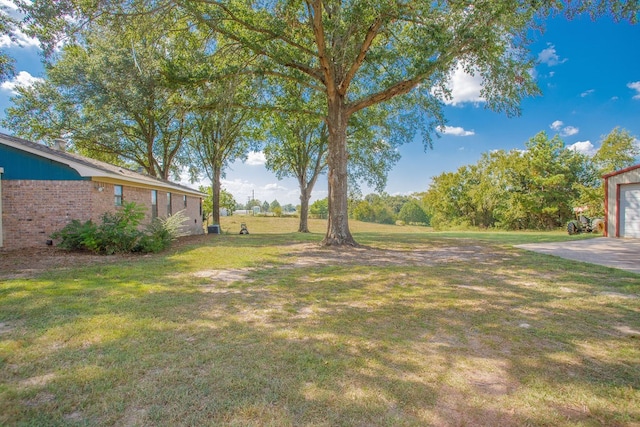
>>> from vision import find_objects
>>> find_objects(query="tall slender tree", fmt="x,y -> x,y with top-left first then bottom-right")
264,112 -> 328,233
189,77 -> 257,225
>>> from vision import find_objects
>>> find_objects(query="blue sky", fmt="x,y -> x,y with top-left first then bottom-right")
1,3 -> 639,206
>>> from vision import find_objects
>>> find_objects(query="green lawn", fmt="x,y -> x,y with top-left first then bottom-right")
1,219 -> 638,426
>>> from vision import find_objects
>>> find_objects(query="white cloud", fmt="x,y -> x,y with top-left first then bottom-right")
441,62 -> 484,106
568,140 -> 597,156
550,120 -> 579,137
245,151 -> 266,166
538,44 -> 567,66
265,182 -> 286,191
0,28 -> 40,49
580,89 -> 595,98
550,120 -> 564,131
628,81 -> 640,100
220,177 -> 297,204
0,0 -> 19,11
562,126 -> 579,137
221,178 -> 257,201
0,70 -> 43,94
438,125 -> 475,136
0,2 -> 40,49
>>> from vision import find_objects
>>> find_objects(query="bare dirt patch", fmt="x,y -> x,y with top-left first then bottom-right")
282,242 -> 502,268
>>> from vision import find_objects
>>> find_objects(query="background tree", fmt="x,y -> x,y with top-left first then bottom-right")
571,127 -> 640,217
351,194 -> 396,225
398,200 -> 429,225
201,186 -> 237,222
514,132 -> 586,229
423,130 -> 601,230
269,200 -> 282,217
593,127 -> 640,175
309,198 -> 328,219
423,167 -> 477,229
219,189 -> 237,217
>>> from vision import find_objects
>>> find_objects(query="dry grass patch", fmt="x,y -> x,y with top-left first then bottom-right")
1,228 -> 638,426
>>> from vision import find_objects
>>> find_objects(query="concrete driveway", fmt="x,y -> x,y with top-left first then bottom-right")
516,237 -> 640,274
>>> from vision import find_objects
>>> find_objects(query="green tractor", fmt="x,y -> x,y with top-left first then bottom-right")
567,206 -> 604,235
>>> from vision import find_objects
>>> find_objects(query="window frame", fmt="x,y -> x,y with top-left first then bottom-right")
114,185 -> 123,206
151,190 -> 158,219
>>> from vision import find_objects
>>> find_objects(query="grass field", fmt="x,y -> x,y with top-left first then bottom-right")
1,217 -> 638,426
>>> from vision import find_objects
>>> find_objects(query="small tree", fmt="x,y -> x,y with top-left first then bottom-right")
310,199 -> 328,219
219,189 -> 237,216
270,200 -> 282,217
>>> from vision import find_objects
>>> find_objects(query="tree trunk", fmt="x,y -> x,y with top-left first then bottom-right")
298,187 -> 311,233
322,96 -> 356,246
212,163 -> 221,225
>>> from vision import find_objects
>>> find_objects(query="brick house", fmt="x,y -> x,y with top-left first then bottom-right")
0,132 -> 205,250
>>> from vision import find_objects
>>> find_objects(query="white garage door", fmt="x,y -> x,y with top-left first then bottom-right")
620,183 -> 640,238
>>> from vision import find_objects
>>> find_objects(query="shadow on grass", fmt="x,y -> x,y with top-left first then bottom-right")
1,234 -> 639,425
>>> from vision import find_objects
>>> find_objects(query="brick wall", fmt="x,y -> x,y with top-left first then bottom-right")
1,180 -> 204,250
1,180 -> 94,249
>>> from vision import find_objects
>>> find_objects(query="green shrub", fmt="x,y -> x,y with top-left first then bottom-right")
97,203 -> 145,254
51,202 -> 189,255
51,219 -> 99,252
136,210 -> 189,253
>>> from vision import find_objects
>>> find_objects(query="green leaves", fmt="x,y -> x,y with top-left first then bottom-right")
422,129 -> 632,230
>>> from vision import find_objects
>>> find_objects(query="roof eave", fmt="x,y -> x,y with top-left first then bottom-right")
0,134 -> 205,197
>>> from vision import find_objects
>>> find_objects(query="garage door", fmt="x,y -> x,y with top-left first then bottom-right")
620,183 -> 640,238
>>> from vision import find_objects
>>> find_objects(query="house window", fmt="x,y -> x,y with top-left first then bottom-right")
114,185 -> 123,206
183,195 -> 187,209
151,190 -> 158,219
167,192 -> 172,216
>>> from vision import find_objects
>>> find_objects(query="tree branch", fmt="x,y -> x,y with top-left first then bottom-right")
346,75 -> 424,116
307,0 -> 334,96
339,16 -> 383,95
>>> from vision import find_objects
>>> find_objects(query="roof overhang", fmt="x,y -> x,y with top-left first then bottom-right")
0,135 -> 204,197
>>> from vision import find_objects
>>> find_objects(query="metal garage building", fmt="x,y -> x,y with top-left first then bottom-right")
604,164 -> 640,238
